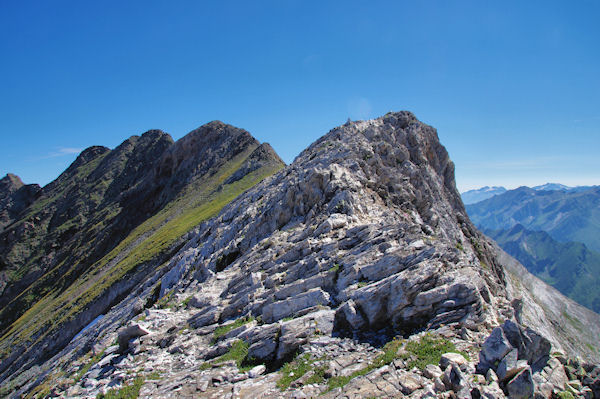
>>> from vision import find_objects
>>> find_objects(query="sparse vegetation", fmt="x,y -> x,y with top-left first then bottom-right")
200,339 -> 259,372
96,376 -> 144,399
399,334 -> 468,370
557,391 -> 575,399
74,349 -> 106,382
212,316 -> 254,343
326,338 -> 403,391
277,353 -> 316,390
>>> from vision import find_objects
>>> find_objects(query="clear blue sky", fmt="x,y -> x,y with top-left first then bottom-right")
1,1 -> 599,191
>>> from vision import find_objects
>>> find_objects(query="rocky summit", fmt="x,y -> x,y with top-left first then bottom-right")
3,112 -> 600,399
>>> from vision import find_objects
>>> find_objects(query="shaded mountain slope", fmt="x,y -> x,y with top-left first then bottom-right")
0,123 -> 284,389
0,174 -> 41,231
467,186 -> 600,252
483,224 -> 600,313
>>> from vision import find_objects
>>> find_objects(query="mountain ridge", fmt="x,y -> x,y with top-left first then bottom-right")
0,122 -> 285,389
3,112 -> 600,398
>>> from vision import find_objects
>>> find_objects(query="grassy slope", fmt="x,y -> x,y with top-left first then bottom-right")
0,146 -> 283,358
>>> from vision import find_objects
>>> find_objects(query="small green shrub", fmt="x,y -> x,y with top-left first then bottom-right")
215,340 -> 249,367
181,295 -> 193,307
277,353 -> 315,390
557,391 -> 575,399
400,334 -> 468,370
74,349 -> 106,382
203,339 -> 259,372
305,365 -> 326,385
96,376 -> 144,399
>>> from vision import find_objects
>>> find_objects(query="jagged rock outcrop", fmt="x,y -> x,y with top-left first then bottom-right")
5,112 -> 600,398
0,173 -> 40,231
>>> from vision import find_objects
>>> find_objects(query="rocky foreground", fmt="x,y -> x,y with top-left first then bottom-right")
11,112 -> 600,398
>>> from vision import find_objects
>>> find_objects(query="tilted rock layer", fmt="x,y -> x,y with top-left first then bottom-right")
7,112 -> 600,398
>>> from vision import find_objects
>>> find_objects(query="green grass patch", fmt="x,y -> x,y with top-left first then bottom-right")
199,339 -> 260,373
74,349 -> 106,383
277,353 -> 316,391
329,263 -> 341,273
326,338 -> 403,391
212,316 -> 254,343
96,376 -> 144,399
305,364 -> 327,385
557,391 -> 575,399
400,334 -> 467,370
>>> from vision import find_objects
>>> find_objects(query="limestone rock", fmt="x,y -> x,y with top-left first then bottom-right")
479,327 -> 513,371
117,323 -> 150,352
506,366 -> 534,399
496,349 -> 527,382
247,365 -> 266,378
440,352 -> 469,370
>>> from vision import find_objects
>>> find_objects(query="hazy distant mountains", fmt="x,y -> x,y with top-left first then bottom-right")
464,184 -> 600,312
461,186 -> 507,204
461,183 -> 594,205
466,185 -> 600,252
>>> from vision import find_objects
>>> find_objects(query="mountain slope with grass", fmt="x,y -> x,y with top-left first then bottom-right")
483,224 -> 600,313
0,122 -> 284,391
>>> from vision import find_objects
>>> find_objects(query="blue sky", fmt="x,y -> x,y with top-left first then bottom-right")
1,1 -> 598,191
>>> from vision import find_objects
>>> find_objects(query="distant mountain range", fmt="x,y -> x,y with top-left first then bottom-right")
466,185 -> 600,252
465,184 -> 600,313
461,186 -> 507,204
461,183 -> 595,205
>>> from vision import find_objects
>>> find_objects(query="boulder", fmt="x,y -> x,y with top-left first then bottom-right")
506,367 -> 534,399
276,310 -> 335,360
497,349 -> 527,382
423,364 -> 443,380
501,319 -> 550,371
247,365 -> 266,378
479,327 -> 512,372
545,361 -> 568,390
187,306 -> 220,328
261,288 -> 330,323
117,323 -> 150,352
442,363 -> 468,392
240,324 -> 280,361
440,352 -> 469,370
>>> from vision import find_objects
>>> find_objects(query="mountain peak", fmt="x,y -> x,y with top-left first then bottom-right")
0,173 -> 24,192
